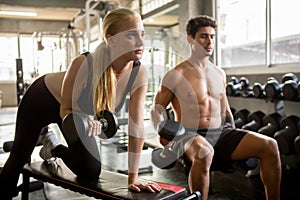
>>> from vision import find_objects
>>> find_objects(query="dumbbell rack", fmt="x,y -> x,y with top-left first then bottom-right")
16,58 -> 24,105
229,93 -> 300,171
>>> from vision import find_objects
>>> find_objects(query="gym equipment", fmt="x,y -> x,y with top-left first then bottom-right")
258,112 -> 284,137
21,161 -> 188,200
152,147 -> 178,169
2,126 -> 48,198
117,165 -> 153,175
252,77 -> 276,98
152,120 -> 186,169
282,79 -> 299,101
294,120 -> 300,155
265,73 -> 298,100
274,115 -> 300,155
16,58 -> 25,105
242,111 -> 265,132
234,109 -> 250,128
230,107 -> 236,116
181,191 -> 201,200
226,76 -> 250,96
62,110 -> 118,140
158,119 -> 185,141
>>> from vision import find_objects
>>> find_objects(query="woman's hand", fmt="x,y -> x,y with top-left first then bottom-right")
128,180 -> 161,193
87,117 -> 102,137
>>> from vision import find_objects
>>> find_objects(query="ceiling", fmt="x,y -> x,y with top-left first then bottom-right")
0,0 -> 179,29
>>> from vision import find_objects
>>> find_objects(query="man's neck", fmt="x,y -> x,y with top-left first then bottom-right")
187,53 -> 210,68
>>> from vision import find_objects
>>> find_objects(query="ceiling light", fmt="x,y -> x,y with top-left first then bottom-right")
0,10 -> 37,17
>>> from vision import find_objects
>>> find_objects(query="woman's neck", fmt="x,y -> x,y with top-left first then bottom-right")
112,59 -> 132,76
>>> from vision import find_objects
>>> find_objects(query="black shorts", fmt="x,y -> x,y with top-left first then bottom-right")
171,124 -> 248,172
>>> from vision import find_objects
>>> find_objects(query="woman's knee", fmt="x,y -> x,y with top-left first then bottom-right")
77,163 -> 101,182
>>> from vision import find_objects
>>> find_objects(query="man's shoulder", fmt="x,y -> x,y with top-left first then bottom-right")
173,60 -> 190,71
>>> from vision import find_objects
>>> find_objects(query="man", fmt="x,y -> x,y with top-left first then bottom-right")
151,15 -> 281,200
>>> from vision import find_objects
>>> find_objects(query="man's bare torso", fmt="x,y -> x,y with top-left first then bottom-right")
167,60 -> 226,129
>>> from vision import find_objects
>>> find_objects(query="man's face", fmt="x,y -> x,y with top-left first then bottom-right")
192,26 -> 216,56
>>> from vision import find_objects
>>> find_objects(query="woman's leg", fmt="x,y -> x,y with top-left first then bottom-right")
0,76 -> 62,199
53,121 -> 101,182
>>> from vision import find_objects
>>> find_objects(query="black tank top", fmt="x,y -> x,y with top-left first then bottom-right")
77,52 -> 140,115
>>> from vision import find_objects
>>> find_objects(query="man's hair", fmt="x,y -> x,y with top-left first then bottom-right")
186,15 -> 217,38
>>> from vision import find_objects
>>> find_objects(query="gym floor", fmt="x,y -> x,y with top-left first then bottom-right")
0,107 -> 299,200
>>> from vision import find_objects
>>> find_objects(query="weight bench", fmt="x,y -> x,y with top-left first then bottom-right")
20,160 -> 188,200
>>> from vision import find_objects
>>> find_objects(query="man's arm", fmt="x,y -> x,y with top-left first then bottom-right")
220,68 -> 236,128
151,70 -> 179,130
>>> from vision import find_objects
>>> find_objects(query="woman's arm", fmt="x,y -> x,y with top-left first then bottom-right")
60,55 -> 88,119
126,66 -> 161,193
127,65 -> 147,184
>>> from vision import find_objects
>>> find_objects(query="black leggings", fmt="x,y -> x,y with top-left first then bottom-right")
0,75 -> 101,199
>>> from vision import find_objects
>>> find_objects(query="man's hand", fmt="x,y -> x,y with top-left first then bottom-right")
129,180 -> 161,193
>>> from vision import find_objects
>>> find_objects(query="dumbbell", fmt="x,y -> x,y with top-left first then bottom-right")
294,121 -> 300,155
62,110 -> 118,140
265,73 -> 298,100
230,107 -> 236,116
241,111 -> 265,132
282,77 -> 299,101
274,115 -> 300,155
181,191 -> 201,200
252,77 -> 276,98
234,109 -> 250,129
258,112 -> 284,137
226,77 -> 250,96
151,120 -> 185,169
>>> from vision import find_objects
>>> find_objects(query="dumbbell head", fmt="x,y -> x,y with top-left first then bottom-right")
258,112 -> 283,137
158,119 -> 185,141
294,136 -> 300,156
248,111 -> 265,125
242,111 -> 265,131
62,111 -> 118,141
253,82 -> 265,98
62,112 -> 88,144
229,76 -> 239,85
264,79 -> 281,99
281,73 -> 298,84
151,147 -> 177,169
282,80 -> 298,101
280,115 -> 300,131
239,77 -> 250,90
280,73 -> 298,100
234,109 -> 250,128
96,110 -> 118,139
274,115 -> 300,155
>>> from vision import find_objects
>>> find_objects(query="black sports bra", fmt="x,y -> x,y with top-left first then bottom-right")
77,52 -> 140,115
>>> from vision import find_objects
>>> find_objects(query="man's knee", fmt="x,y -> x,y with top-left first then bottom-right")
187,139 -> 214,165
263,137 -> 280,159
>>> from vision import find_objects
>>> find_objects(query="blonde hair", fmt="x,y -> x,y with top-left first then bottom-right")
91,8 -> 139,113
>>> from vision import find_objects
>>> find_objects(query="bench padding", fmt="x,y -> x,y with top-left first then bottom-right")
22,161 -> 187,200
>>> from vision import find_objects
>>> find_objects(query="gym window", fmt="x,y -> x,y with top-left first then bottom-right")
218,0 -> 300,68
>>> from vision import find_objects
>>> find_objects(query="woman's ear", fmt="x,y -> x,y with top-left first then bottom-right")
106,34 -> 116,47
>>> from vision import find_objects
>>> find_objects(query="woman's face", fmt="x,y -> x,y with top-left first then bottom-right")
107,15 -> 145,61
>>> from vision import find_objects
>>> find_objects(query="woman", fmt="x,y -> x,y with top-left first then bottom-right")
0,8 -> 161,199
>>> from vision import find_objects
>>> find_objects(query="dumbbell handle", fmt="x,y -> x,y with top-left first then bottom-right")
181,191 -> 201,200
99,118 -> 108,131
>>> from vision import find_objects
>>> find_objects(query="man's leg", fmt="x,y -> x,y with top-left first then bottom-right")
184,136 -> 214,200
231,132 -> 281,200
